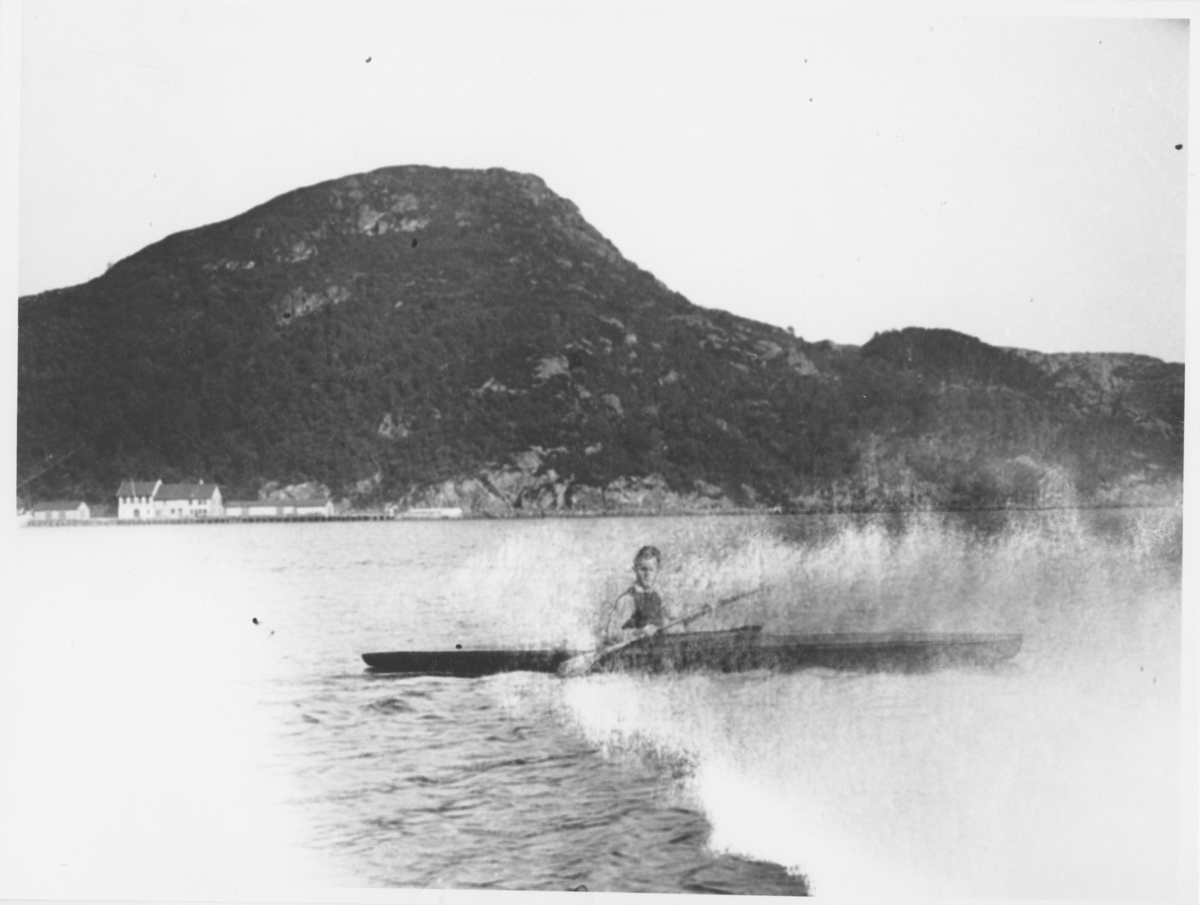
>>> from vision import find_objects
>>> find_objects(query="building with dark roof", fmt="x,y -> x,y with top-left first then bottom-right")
153,482 -> 223,519
117,480 -> 162,519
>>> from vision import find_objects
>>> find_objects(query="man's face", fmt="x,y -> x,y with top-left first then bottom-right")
634,557 -> 659,589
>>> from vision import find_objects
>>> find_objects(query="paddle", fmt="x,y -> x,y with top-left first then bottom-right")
558,585 -> 767,678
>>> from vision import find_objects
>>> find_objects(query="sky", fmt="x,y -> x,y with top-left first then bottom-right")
10,2 -> 1193,364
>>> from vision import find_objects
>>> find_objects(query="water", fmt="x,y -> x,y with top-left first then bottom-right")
0,509 -> 1183,899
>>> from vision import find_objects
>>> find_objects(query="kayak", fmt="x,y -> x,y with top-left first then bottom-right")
361,627 -> 1023,677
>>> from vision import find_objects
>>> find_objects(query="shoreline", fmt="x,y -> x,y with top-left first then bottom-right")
19,499 -> 1183,527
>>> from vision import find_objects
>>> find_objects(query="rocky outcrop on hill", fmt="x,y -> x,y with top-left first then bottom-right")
258,481 -> 333,502
17,167 -> 1183,513
1009,349 -> 1183,437
394,447 -> 746,516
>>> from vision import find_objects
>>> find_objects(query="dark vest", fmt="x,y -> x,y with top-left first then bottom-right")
622,587 -> 665,629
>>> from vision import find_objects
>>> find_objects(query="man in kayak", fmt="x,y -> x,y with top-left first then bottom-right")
603,545 -> 669,642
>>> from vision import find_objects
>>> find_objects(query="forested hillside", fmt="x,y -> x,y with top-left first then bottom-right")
17,166 -> 1183,513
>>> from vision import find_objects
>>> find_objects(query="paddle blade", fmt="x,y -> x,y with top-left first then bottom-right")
557,652 -> 600,678
558,636 -> 638,677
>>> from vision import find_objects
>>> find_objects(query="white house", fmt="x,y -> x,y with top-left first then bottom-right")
31,501 -> 90,521
153,482 -> 224,519
117,480 -> 162,519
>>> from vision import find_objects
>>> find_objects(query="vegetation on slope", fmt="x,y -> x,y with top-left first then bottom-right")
17,167 -> 1184,512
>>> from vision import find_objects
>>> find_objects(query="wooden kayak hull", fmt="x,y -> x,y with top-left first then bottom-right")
361,647 -> 574,678
362,630 -> 1022,677
592,629 -> 1022,674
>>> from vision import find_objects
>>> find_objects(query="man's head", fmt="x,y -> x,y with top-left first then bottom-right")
633,545 -> 661,589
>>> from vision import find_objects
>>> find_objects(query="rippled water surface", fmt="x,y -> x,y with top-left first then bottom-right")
4,509 -> 1183,899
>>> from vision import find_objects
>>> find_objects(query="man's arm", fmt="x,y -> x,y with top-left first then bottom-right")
602,587 -> 635,642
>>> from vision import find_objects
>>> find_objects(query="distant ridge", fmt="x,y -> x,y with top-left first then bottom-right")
18,166 -> 1183,513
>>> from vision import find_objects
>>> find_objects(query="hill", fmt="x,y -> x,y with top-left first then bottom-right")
17,166 -> 1184,514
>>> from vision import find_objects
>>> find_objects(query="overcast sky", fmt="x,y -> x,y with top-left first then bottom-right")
13,1 -> 1191,362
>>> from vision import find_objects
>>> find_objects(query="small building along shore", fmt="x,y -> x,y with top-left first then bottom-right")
223,498 -> 335,518
396,507 -> 465,519
156,482 -> 223,518
31,501 -> 90,521
117,480 -> 162,519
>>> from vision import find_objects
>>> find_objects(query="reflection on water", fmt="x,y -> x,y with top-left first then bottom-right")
6,507 -> 1182,899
